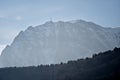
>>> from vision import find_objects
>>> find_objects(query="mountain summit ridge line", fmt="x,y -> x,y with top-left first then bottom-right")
0,19 -> 120,67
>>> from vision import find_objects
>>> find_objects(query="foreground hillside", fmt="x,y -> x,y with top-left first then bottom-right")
0,47 -> 120,80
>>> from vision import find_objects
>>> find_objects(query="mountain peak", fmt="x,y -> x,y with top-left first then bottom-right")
0,19 -> 120,67
27,26 -> 33,30
69,19 -> 86,23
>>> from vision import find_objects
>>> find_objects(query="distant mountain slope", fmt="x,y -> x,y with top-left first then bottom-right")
0,20 -> 120,67
0,47 -> 120,80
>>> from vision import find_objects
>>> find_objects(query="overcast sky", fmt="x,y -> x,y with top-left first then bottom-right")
0,0 -> 120,53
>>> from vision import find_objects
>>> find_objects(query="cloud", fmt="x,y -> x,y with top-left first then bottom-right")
0,15 -> 22,20
15,16 -> 22,20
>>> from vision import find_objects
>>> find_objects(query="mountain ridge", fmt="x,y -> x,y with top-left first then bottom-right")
0,19 -> 120,67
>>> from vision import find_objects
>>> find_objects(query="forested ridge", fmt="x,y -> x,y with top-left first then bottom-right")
0,47 -> 120,80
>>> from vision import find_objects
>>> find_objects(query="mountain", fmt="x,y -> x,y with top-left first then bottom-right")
0,47 -> 120,80
0,20 -> 120,67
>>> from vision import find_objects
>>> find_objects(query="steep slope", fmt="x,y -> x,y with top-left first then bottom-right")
0,20 -> 120,67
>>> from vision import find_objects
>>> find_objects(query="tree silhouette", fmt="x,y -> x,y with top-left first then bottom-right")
0,47 -> 120,80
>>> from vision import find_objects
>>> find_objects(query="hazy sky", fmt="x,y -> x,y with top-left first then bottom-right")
0,0 -> 120,53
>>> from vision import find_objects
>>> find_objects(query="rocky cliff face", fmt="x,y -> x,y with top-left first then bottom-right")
0,20 -> 120,67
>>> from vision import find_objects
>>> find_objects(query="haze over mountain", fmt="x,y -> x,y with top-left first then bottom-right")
0,20 -> 120,67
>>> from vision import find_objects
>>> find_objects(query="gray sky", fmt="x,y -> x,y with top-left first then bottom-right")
0,0 -> 120,53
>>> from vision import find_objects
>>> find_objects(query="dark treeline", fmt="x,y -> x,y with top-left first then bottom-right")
0,47 -> 120,80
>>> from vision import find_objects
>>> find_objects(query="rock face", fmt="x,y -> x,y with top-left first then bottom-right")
0,20 -> 120,67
